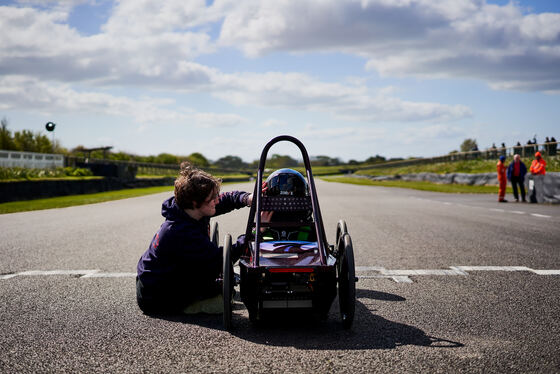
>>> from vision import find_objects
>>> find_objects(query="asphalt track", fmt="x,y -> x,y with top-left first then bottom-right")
1,180 -> 559,373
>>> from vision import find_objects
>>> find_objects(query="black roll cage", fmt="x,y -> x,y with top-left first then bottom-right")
244,135 -> 329,267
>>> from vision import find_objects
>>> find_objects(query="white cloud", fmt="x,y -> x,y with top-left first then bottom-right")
213,72 -> 472,122
0,76 -> 245,127
219,0 -> 560,93
0,1 -> 473,123
262,119 -> 288,128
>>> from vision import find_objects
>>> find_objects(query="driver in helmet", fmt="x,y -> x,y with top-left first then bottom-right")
261,168 -> 315,241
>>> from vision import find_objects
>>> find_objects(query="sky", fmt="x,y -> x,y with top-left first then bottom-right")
1,0 -> 559,163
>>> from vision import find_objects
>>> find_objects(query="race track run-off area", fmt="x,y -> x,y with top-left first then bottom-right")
1,180 -> 559,373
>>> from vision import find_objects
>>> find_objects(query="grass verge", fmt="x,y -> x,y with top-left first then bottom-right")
355,157 -> 560,176
0,185 -> 174,214
321,175 -> 512,194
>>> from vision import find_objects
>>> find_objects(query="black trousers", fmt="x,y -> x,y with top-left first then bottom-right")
511,176 -> 526,201
136,276 -> 220,315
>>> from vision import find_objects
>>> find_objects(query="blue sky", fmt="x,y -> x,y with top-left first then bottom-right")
1,0 -> 559,162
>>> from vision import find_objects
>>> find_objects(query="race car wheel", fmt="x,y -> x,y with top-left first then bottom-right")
210,221 -> 219,246
338,233 -> 356,329
335,220 -> 348,257
223,234 -> 233,330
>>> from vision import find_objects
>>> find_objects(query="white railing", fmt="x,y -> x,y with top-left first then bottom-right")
0,150 -> 64,168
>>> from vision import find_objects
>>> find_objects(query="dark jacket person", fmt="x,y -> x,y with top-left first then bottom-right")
136,164 -> 251,314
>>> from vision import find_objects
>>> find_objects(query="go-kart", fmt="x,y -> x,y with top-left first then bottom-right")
213,135 -> 357,330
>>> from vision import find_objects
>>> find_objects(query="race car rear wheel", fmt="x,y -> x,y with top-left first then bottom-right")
338,233 -> 356,329
223,234 -> 233,330
211,221 -> 219,246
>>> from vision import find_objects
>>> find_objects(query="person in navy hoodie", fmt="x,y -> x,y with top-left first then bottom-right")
136,163 -> 253,314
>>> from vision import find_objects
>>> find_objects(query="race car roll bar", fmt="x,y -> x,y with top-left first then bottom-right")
245,135 -> 328,267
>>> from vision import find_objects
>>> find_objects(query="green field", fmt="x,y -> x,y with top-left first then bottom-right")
355,157 -> 560,176
0,186 -> 174,214
3,156 -> 555,214
322,175 -> 512,194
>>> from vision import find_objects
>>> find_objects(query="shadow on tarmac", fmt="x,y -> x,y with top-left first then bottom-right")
145,288 -> 463,351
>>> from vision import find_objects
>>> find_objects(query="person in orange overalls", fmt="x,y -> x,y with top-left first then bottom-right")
530,152 -> 546,175
497,155 -> 507,202
529,152 -> 547,203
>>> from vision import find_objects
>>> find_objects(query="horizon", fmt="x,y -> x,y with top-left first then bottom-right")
1,0 -> 559,163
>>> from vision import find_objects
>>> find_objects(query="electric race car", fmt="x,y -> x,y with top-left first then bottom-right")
214,135 -> 357,330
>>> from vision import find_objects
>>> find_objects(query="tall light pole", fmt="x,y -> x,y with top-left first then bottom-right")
45,122 -> 56,153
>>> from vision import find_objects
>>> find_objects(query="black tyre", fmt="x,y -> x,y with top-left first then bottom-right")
335,220 -> 348,256
210,221 -> 219,246
338,233 -> 356,329
223,234 -> 233,330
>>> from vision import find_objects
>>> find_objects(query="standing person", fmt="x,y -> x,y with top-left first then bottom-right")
507,154 -> 527,202
551,136 -> 557,156
530,152 -> 547,175
136,163 -> 254,315
497,155 -> 508,203
529,152 -> 546,203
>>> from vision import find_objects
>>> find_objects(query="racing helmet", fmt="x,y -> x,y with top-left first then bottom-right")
265,168 -> 308,197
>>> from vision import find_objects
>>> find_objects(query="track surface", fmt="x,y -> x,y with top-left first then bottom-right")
1,180 -> 559,373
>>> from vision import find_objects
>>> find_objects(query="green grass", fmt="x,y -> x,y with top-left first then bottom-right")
0,176 -> 102,183
322,175 -> 512,194
0,185 -> 174,214
355,156 -> 560,176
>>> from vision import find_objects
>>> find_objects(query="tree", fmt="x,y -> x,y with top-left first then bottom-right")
460,138 -> 478,152
1,117 -> 15,150
214,155 -> 246,169
155,153 -> 179,164
311,155 -> 341,166
185,152 -> 209,168
365,154 -> 386,164
267,154 -> 298,169
13,130 -> 36,152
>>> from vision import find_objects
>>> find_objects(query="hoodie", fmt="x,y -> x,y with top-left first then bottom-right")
137,191 -> 249,310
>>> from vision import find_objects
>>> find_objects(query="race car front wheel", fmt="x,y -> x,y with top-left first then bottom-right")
338,233 -> 356,329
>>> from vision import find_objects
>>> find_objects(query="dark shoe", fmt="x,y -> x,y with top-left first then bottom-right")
499,199 -> 508,203
515,199 -> 519,202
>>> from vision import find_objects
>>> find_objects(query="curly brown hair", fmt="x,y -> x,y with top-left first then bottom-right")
174,162 -> 221,210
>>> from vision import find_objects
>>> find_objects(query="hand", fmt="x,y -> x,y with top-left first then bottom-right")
260,211 -> 273,233
261,181 -> 268,195
261,210 -> 273,223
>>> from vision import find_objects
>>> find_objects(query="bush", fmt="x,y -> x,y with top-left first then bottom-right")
0,167 -> 93,180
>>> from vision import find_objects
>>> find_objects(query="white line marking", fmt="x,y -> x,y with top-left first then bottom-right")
510,211 -> 525,214
356,266 -> 386,272
16,269 -> 100,276
357,275 -> 412,282
490,208 -> 505,212
356,265 -> 560,283
531,213 -> 551,218
380,269 -> 466,276
448,266 -> 469,275
531,270 -> 560,275
2,266 -> 559,284
455,266 -> 533,272
82,272 -> 136,278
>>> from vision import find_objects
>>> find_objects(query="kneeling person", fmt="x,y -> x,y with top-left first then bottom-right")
136,164 -> 252,314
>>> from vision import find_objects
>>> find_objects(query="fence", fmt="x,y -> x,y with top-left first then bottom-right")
0,150 -> 64,168
354,141 -> 559,171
